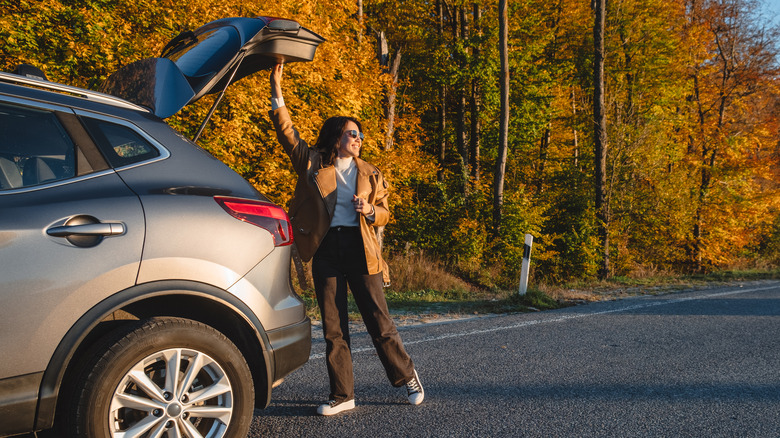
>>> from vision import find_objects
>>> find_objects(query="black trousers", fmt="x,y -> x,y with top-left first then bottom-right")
312,226 -> 415,402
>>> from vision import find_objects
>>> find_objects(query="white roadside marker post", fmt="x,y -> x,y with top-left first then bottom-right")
518,234 -> 533,296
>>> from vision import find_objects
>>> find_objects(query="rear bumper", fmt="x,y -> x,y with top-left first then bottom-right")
267,316 -> 311,381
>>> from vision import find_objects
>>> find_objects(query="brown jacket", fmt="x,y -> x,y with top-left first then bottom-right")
270,106 -> 390,280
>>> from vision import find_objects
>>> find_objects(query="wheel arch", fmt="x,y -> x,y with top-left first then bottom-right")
36,280 -> 274,431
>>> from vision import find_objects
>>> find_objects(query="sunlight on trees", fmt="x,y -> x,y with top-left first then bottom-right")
1,0 -> 778,287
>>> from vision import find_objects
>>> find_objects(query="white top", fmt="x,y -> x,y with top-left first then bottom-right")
331,157 -> 359,227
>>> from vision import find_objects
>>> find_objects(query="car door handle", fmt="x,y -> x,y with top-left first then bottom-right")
47,222 -> 126,237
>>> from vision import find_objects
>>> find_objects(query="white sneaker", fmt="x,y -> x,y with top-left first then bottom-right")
406,369 -> 424,405
317,399 -> 355,416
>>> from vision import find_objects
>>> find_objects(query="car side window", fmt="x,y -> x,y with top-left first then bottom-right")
80,117 -> 159,168
0,102 -> 76,190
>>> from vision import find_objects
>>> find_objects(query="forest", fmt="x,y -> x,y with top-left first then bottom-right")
2,0 -> 779,291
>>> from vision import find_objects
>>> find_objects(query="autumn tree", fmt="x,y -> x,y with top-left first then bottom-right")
683,0 -> 780,271
592,0 -> 610,278
3,0 -> 779,289
493,0 -> 509,236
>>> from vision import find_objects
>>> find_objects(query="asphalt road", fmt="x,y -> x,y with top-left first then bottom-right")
250,281 -> 780,437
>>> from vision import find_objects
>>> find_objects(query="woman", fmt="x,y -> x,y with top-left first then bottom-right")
268,63 -> 423,416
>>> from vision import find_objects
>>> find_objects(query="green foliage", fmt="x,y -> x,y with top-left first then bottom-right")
755,215 -> 780,265
512,288 -> 561,311
384,286 -> 566,315
384,177 -> 465,255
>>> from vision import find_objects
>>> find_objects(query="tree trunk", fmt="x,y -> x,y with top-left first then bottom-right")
376,30 -> 389,66
438,87 -> 447,182
469,81 -> 481,184
456,7 -> 469,195
572,89 -> 579,169
493,0 -> 509,236
384,48 -> 401,151
593,0 -> 610,279
291,243 -> 308,290
537,124 -> 551,192
469,3 -> 481,184
357,0 -> 363,44
437,0 -> 447,182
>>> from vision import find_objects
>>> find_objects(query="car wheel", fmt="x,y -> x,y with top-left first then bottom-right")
66,317 -> 254,438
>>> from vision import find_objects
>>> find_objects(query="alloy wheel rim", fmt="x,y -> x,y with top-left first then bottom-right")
108,348 -> 234,437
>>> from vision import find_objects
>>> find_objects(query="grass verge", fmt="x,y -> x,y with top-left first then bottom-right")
297,267 -> 780,323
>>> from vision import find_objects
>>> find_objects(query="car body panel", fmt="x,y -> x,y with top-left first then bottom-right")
0,171 -> 145,378
228,244 -> 306,331
134,193 -> 275,289
110,132 -> 282,295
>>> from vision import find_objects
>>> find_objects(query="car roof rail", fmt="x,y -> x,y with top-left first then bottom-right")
0,70 -> 150,113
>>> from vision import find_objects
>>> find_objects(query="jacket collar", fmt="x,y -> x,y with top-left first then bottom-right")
354,157 -> 377,199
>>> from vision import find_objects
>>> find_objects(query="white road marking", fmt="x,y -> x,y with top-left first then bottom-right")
309,283 -> 779,360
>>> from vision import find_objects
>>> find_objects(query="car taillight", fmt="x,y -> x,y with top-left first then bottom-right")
215,196 -> 293,247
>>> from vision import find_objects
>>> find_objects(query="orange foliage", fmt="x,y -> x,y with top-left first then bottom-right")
2,0 -> 779,282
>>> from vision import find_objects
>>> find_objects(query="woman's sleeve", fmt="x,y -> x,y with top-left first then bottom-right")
268,106 -> 309,175
370,172 -> 390,227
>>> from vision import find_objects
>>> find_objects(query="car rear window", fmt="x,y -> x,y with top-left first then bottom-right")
80,117 -> 160,168
164,27 -> 241,80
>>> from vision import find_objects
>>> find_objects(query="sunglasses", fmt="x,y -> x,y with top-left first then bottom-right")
344,129 -> 364,141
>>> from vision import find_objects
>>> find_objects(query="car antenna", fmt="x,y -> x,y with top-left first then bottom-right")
192,50 -> 247,143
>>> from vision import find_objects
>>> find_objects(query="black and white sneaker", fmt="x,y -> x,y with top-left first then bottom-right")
317,399 -> 356,416
406,369 -> 424,405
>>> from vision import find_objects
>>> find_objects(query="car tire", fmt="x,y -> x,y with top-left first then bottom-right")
63,317 -> 254,438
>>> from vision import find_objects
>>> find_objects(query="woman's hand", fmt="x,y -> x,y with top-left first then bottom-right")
270,63 -> 283,99
352,195 -> 374,216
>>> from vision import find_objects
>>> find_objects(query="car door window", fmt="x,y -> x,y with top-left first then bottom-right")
0,102 -> 76,190
80,117 -> 160,168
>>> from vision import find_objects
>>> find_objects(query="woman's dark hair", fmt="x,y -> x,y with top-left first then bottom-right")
313,116 -> 363,165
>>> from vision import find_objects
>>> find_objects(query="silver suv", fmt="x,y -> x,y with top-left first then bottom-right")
0,17 -> 323,438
